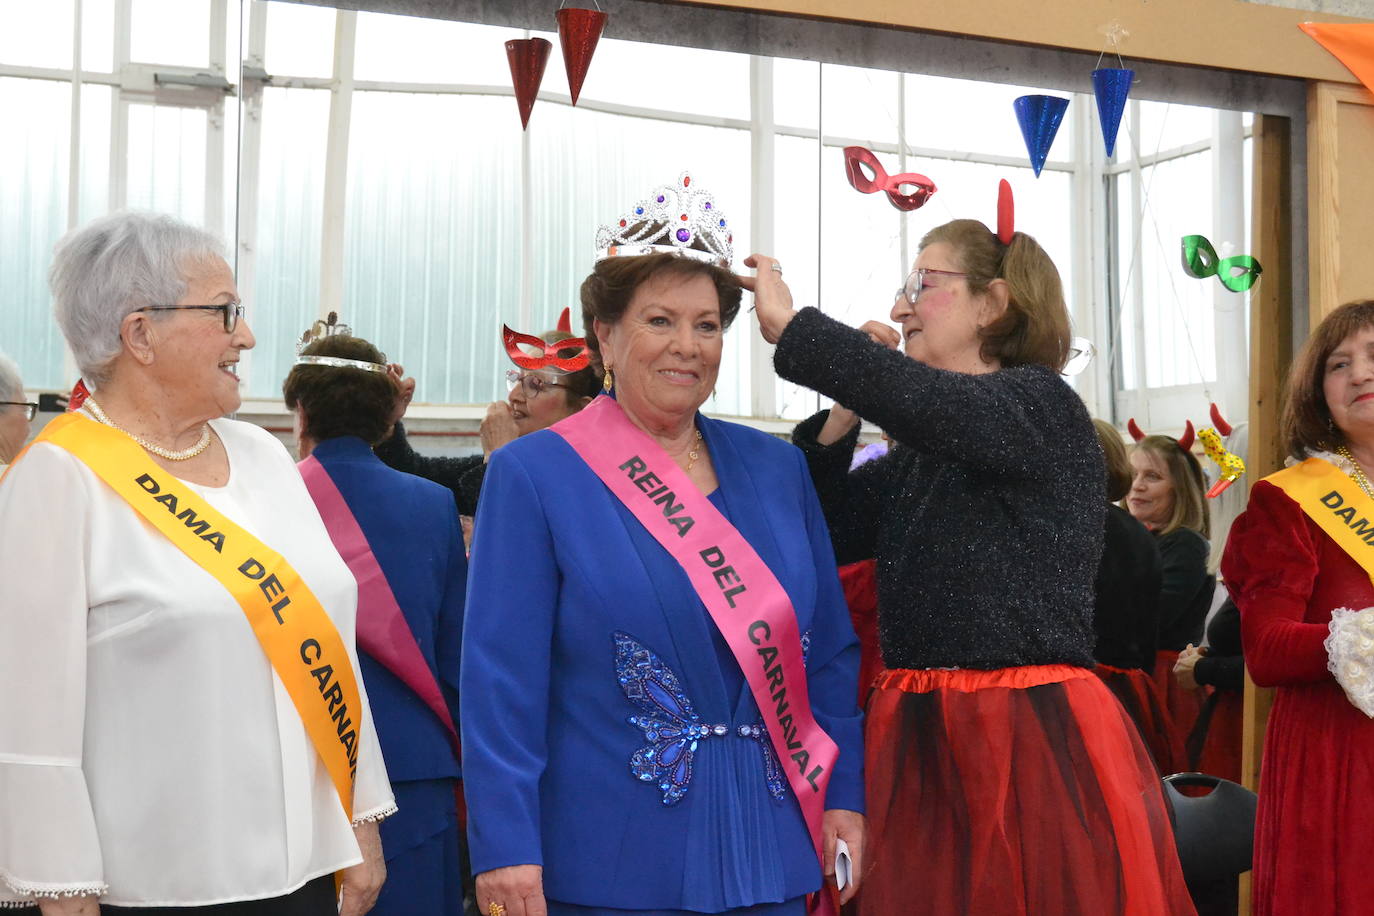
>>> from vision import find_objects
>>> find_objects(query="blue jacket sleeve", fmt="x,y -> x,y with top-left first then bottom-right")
438,506 -> 467,753
793,448 -> 866,813
461,448 -> 556,874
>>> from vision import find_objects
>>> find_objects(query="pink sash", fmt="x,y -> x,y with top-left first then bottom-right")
299,455 -> 460,757
552,397 -> 839,906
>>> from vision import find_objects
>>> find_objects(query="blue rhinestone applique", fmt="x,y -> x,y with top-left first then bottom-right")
614,631 -> 788,806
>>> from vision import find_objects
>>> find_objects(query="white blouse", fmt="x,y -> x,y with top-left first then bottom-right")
0,418 -> 394,908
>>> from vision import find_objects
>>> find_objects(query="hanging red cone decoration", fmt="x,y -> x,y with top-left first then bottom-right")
1300,22 -> 1374,98
1091,67 -> 1133,158
556,1 -> 607,107
506,37 -> 553,130
1013,94 -> 1069,177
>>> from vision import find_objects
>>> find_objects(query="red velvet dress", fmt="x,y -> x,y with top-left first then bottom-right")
1222,480 -> 1374,916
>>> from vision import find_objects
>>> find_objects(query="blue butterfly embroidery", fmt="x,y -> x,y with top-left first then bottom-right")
614,631 -> 799,805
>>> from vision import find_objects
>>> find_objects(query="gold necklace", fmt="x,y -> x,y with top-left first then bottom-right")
83,396 -> 212,461
686,428 -> 703,472
1337,444 -> 1374,499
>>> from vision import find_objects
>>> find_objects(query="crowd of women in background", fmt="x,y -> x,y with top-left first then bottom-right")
0,171 -> 1371,916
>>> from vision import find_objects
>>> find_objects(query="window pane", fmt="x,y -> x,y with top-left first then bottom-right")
130,0 -> 210,67
576,39 -> 752,121
0,0 -> 74,69
245,87 -> 330,399
0,78 -> 72,390
125,103 -> 207,224
354,13 -> 511,85
819,63 -> 898,145
1133,99 -> 1213,156
263,0 -> 336,79
774,134 -> 821,419
904,75 -> 1078,162
773,57 -> 819,131
77,83 -> 112,224
342,91 -> 523,405
81,0 -> 115,71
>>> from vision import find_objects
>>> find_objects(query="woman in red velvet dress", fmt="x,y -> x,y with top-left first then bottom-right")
1223,299 -> 1374,915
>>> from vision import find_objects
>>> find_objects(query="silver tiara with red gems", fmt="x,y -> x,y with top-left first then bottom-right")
594,171 -> 733,268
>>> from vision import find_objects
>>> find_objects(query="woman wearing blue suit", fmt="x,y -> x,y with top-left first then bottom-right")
462,178 -> 865,916
286,328 -> 468,915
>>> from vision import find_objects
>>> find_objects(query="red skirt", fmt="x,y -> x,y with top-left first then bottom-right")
1152,650 -> 1207,749
1187,689 -> 1243,784
859,666 -> 1195,916
1095,663 -> 1187,775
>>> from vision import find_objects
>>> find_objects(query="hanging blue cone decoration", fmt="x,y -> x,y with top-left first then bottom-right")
1092,68 -> 1134,157
1013,94 -> 1069,177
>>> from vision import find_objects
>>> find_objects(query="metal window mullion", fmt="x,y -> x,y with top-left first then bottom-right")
748,54 -> 775,418
319,10 -> 357,319
1211,110 -> 1246,421
1129,100 -> 1147,402
234,0 -> 269,398
1070,92 -> 1106,416
109,0 -> 132,211
204,0 -> 228,238
67,0 -> 84,230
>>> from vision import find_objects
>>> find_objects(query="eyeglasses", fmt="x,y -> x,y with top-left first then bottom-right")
901,268 -> 971,304
506,369 -> 567,398
0,402 -> 38,421
137,301 -> 245,333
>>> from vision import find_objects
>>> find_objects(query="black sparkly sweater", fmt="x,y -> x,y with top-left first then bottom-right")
775,306 -> 1104,671
374,421 -> 486,517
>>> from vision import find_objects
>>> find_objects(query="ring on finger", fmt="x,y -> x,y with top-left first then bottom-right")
770,263 -> 784,273
488,903 -> 507,916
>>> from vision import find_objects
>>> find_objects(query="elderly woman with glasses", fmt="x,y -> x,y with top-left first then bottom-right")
0,211 -> 394,915
376,309 -> 599,520
0,351 -> 36,466
746,187 -> 1193,914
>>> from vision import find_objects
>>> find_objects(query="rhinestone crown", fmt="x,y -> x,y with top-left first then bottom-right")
595,171 -> 733,268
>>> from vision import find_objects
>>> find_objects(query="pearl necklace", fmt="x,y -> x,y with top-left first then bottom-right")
83,396 -> 212,461
1337,444 -> 1374,499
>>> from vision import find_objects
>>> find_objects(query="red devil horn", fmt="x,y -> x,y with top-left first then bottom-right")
1177,420 -> 1195,452
557,307 -> 572,334
1209,402 -> 1232,437
1127,418 -> 1145,442
997,179 -> 1014,245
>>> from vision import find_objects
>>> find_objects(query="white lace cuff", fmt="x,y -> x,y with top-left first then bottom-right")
0,869 -> 106,907
1325,606 -> 1374,717
351,801 -> 398,827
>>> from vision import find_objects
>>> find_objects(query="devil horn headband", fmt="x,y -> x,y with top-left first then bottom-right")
1126,417 -> 1195,452
557,307 -> 573,334
997,179 -> 1014,246
1209,402 -> 1233,437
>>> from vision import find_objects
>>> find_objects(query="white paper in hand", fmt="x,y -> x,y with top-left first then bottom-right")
834,838 -> 852,892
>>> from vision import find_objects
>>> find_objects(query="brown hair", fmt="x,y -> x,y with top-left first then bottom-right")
1132,435 -> 1210,539
283,335 -> 397,446
579,253 -> 742,360
537,328 -> 602,401
1282,299 -> 1374,460
918,219 -> 1071,371
1093,418 -> 1132,502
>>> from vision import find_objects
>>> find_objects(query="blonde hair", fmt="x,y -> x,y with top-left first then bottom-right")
918,219 -> 1071,371
1131,435 -> 1210,539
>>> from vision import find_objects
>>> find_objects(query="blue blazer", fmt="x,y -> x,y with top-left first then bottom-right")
311,437 -> 467,849
461,414 -> 864,912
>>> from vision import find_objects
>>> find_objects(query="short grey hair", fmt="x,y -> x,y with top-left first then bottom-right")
0,352 -> 22,402
49,211 -> 225,388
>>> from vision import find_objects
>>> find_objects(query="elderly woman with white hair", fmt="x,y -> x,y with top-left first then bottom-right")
0,352 -> 35,465
0,211 -> 394,916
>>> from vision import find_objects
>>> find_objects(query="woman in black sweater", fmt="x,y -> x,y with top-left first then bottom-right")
743,211 -> 1193,914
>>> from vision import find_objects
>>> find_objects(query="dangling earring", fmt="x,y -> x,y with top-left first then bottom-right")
602,366 -> 614,393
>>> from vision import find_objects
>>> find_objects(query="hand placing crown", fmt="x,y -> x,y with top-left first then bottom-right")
595,171 -> 733,268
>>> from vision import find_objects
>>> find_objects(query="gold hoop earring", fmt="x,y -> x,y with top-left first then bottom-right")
602,366 -> 614,393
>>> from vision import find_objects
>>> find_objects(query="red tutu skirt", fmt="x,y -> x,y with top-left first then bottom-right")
838,560 -> 883,705
1152,650 -> 1207,748
1095,663 -> 1187,775
859,666 -> 1195,916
